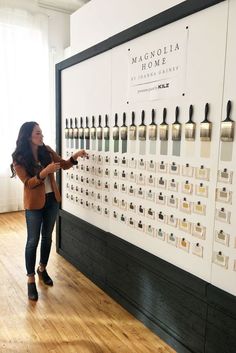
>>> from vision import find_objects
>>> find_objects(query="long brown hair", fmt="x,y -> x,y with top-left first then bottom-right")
10,121 -> 52,177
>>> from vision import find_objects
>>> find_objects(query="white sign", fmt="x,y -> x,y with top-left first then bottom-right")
128,28 -> 188,101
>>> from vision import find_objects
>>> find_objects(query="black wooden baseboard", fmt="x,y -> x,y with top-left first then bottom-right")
56,210 -> 236,353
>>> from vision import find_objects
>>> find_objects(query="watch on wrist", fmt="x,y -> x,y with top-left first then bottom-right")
70,156 -> 78,165
36,170 -> 45,180
36,171 -> 42,180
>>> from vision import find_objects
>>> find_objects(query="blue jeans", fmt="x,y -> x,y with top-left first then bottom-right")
25,192 -> 59,276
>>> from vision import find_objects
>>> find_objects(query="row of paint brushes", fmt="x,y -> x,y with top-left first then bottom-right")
65,101 -> 234,145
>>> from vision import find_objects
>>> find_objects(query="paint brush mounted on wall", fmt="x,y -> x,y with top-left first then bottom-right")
113,113 -> 119,153
172,106 -> 181,140
90,116 -> 96,150
200,103 -> 212,141
172,106 -> 181,156
185,104 -> 195,141
65,118 -> 69,148
159,107 -> 168,155
138,110 -> 146,155
97,115 -> 103,151
84,116 -> 90,150
184,104 -> 195,157
69,118 -> 74,149
159,108 -> 168,140
129,111 -> 137,153
79,117 -> 84,149
148,108 -> 157,155
220,100 -> 234,162
104,114 -> 110,152
121,112 -> 128,153
73,117 -> 79,149
200,103 -> 212,158
220,100 -> 234,142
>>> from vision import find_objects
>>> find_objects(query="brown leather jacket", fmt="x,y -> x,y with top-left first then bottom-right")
14,145 -> 73,210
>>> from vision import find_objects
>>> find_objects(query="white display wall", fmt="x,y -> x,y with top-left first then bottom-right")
61,1 -> 236,296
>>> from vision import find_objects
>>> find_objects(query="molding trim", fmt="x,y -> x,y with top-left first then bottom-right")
38,0 -> 83,14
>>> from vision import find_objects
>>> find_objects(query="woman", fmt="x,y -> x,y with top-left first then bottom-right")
11,121 -> 87,301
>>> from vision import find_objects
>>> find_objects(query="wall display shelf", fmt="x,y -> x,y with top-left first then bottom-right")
56,1 -> 236,353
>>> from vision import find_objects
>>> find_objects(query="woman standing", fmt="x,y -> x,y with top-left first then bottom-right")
11,121 -> 87,301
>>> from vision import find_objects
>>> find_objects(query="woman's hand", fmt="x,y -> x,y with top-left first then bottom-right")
72,149 -> 88,160
40,162 -> 61,178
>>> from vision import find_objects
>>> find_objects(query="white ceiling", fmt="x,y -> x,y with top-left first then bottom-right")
38,0 -> 90,14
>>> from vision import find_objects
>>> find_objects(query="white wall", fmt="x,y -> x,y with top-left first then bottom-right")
70,0 -> 183,54
46,9 -> 70,146
0,0 -> 70,147
47,9 -> 70,62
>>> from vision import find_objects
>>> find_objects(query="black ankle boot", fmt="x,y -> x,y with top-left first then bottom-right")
27,282 -> 38,301
37,267 -> 53,286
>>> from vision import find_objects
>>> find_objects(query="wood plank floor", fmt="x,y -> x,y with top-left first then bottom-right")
0,211 -> 176,353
